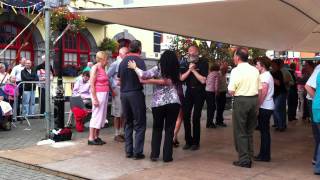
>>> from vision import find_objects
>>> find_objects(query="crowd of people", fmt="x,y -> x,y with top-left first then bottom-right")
0,39 -> 319,175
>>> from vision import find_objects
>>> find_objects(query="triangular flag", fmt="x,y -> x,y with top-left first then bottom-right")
206,41 -> 211,47
31,4 -> 35,14
195,40 -> 201,46
11,6 -> 17,14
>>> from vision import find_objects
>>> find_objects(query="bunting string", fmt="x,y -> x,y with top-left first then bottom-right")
0,0 -> 44,15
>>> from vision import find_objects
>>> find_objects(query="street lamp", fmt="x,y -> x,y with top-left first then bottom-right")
45,0 -> 70,129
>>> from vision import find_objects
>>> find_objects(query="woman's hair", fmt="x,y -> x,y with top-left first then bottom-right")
255,56 -> 272,70
96,51 -> 108,63
210,63 -> 220,72
82,71 -> 90,77
159,50 -> 180,84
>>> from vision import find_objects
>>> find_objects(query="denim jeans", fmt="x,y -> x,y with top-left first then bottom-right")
273,93 -> 287,129
314,124 -> 320,173
22,91 -> 35,116
307,100 -> 319,162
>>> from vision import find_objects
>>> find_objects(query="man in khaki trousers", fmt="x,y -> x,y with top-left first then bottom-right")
228,47 -> 261,168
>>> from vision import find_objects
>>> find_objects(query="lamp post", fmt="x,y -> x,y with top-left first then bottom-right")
53,22 -> 66,129
44,0 -> 52,135
51,0 -> 71,129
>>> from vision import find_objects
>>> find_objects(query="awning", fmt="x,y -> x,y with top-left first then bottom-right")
78,0 -> 320,52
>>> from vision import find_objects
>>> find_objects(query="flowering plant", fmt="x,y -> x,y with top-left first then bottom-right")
51,7 -> 87,32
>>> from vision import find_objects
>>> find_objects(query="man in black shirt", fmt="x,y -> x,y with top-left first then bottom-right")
21,60 -> 39,116
118,40 -> 147,160
181,46 -> 208,151
271,60 -> 287,131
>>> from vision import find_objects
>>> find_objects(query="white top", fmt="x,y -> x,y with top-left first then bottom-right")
306,64 -> 320,100
260,71 -> 275,110
10,64 -> 24,82
0,72 -> 9,85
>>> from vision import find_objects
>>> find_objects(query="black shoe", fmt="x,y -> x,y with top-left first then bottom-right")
206,123 -> 212,128
190,144 -> 200,151
254,156 -> 270,162
163,158 -> 173,163
173,140 -> 180,148
315,172 -> 320,175
272,124 -> 276,128
279,128 -> 286,132
150,157 -> 158,162
210,124 -> 217,128
183,144 -> 192,150
134,154 -> 145,160
88,139 -> 103,145
217,123 -> 227,127
126,153 -> 133,158
233,161 -> 252,168
96,137 -> 106,144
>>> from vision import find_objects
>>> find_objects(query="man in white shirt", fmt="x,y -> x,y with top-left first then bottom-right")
107,47 -> 128,142
10,57 -> 26,117
305,63 -> 320,166
10,57 -> 26,82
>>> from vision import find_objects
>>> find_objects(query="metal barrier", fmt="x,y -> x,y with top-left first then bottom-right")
12,80 -> 75,127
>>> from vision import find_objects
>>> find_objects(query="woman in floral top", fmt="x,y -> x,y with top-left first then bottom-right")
128,50 -> 180,162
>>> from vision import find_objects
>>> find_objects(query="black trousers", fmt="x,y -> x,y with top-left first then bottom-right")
16,81 -> 23,116
121,91 -> 146,155
205,91 -> 216,126
302,95 -> 310,119
151,103 -> 180,161
39,87 -> 45,114
216,91 -> 227,124
183,87 -> 206,146
287,88 -> 298,120
257,108 -> 273,160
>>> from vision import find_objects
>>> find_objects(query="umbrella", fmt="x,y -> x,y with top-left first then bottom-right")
78,0 -> 320,52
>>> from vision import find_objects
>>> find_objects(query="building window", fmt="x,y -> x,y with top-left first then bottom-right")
153,32 -> 162,53
55,32 -> 90,68
0,23 -> 34,67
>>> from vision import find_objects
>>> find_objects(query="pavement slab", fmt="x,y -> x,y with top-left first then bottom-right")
0,110 -> 319,180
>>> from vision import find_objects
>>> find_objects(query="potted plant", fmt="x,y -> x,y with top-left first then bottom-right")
99,37 -> 119,54
51,7 -> 87,32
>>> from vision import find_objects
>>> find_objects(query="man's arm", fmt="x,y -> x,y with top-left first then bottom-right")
305,84 -> 315,98
180,63 -> 195,81
191,69 -> 206,84
191,61 -> 208,84
228,70 -> 236,96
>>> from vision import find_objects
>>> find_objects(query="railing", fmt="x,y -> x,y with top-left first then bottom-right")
12,80 -> 75,127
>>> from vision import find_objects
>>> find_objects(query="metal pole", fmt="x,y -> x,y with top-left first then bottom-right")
44,0 -> 52,136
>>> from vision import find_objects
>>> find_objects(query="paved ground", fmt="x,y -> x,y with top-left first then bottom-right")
0,108 -> 318,180
0,159 -> 66,180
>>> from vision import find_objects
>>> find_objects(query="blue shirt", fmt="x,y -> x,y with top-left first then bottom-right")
312,72 -> 320,123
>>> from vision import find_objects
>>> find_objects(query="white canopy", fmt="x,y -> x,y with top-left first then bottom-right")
78,0 -> 320,52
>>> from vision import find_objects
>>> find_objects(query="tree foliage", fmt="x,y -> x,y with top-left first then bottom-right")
169,36 -> 266,65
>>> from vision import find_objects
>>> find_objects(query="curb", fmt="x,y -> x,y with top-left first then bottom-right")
0,157 -> 89,180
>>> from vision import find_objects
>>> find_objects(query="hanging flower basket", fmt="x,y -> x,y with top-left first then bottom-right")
51,7 -> 87,32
